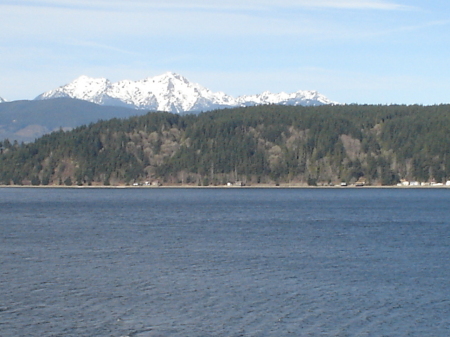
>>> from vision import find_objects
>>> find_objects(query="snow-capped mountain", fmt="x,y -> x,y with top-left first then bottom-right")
36,72 -> 336,113
236,90 -> 334,107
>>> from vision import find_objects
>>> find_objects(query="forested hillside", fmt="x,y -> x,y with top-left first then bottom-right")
1,104 -> 449,186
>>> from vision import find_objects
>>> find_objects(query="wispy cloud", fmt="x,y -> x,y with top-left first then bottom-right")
68,39 -> 141,56
0,0 -> 425,43
287,0 -> 411,10
397,19 -> 450,32
354,19 -> 450,39
0,0 -> 424,46
2,0 -> 413,11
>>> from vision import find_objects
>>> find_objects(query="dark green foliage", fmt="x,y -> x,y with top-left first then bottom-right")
64,177 -> 73,186
307,177 -> 317,186
31,176 -> 41,186
1,104 -> 450,186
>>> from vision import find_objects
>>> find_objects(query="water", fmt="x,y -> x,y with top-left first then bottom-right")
1,187 -> 449,336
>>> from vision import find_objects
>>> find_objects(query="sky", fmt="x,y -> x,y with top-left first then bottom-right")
1,0 -> 449,104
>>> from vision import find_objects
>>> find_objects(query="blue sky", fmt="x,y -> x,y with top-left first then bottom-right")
1,0 -> 449,104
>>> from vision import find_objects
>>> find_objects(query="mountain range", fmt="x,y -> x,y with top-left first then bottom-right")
1,72 -> 336,142
35,72 -> 336,113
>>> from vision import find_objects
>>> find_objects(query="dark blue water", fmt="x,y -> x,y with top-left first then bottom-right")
1,188 -> 449,336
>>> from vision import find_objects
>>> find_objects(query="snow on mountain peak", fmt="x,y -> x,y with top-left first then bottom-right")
35,73 -> 336,113
36,75 -> 112,105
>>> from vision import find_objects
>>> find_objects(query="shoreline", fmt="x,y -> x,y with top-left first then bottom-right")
1,184 -> 449,189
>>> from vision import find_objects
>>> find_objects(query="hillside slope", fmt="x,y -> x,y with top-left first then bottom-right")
1,104 -> 449,186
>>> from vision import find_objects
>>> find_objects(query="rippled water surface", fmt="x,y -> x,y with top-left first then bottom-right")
1,187 -> 449,336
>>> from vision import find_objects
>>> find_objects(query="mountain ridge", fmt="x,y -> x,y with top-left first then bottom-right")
0,98 -> 138,142
35,72 -> 336,113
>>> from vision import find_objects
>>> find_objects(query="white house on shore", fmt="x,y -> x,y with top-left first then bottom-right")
397,180 -> 450,187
